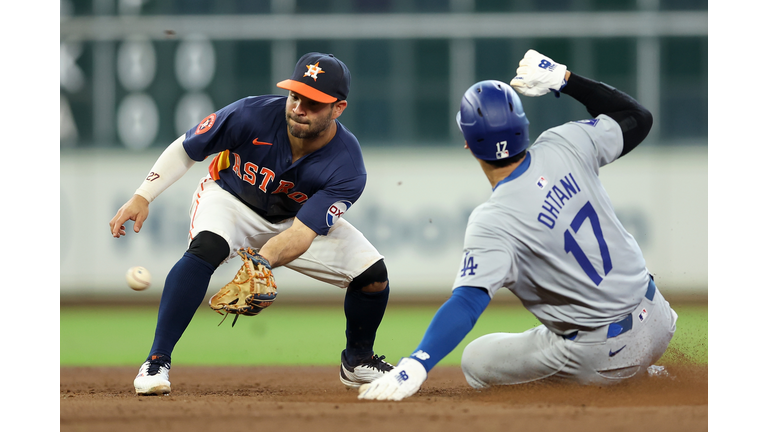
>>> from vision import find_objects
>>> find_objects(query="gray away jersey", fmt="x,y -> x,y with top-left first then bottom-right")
452,114 -> 650,334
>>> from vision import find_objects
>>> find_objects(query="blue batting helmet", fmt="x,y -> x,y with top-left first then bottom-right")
456,80 -> 529,161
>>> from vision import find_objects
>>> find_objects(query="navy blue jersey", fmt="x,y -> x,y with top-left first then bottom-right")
182,95 -> 367,236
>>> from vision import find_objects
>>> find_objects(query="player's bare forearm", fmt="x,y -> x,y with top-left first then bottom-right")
257,218 -> 317,268
109,194 -> 150,238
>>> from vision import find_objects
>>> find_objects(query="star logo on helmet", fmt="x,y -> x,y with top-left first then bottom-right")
304,62 -> 325,81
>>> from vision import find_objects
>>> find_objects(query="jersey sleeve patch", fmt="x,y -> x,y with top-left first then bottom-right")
326,200 -> 352,227
194,113 -> 217,135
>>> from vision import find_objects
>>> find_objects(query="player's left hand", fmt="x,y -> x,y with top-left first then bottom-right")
510,49 -> 568,97
358,357 -> 427,401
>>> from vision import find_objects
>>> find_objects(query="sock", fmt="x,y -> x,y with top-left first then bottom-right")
343,283 -> 390,362
147,252 -> 216,361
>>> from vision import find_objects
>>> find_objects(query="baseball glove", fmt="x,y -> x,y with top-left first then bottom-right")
209,247 -> 277,327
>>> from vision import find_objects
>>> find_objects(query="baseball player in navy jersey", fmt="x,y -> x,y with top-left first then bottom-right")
358,49 -> 678,401
109,52 -> 394,396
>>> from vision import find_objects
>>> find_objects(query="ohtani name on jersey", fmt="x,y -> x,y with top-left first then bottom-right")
229,152 -> 308,203
537,173 -> 581,229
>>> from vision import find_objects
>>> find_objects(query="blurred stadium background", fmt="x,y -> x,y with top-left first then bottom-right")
59,0 -> 707,304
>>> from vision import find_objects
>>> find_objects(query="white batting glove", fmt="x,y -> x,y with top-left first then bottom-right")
358,357 -> 427,401
510,49 -> 568,97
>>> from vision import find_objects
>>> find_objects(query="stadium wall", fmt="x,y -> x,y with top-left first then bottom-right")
60,145 -> 707,301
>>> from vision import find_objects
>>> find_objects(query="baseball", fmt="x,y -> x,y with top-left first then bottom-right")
126,266 -> 151,291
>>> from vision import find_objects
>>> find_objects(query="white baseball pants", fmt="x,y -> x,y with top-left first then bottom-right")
187,176 -> 384,288
461,280 -> 678,387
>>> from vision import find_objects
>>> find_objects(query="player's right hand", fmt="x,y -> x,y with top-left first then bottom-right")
358,357 -> 427,401
510,49 -> 568,97
109,194 -> 150,238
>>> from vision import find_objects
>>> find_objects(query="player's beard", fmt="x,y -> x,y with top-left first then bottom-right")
286,108 -> 334,140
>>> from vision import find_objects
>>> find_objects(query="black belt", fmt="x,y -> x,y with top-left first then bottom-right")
564,279 -> 656,341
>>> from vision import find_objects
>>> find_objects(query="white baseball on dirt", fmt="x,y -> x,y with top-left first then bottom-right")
126,266 -> 152,291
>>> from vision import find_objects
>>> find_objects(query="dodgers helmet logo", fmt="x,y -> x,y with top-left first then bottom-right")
326,200 -> 352,227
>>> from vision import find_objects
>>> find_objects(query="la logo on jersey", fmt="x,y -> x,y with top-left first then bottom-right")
326,200 -> 352,227
460,251 -> 478,276
304,62 -> 325,81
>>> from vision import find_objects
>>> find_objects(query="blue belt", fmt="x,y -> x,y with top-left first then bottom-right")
564,279 -> 656,341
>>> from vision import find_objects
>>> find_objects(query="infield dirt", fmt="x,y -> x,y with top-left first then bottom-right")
61,360 -> 707,432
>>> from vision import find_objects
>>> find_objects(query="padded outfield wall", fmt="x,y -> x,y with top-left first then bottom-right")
60,145 -> 707,301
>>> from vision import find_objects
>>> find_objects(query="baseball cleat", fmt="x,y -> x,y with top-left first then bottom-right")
339,349 -> 394,389
134,354 -> 171,396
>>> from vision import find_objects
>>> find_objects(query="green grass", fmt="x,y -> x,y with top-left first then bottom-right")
658,304 -> 708,364
60,302 -> 707,366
